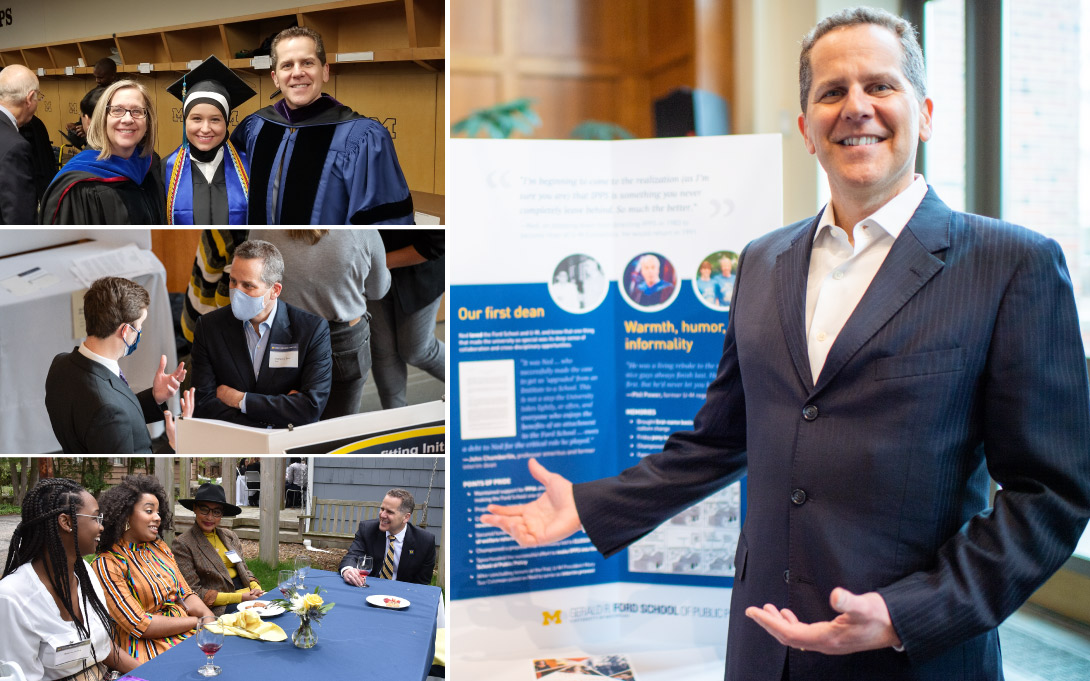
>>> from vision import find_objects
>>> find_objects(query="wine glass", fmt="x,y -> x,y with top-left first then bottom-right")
355,555 -> 373,588
293,555 -> 311,587
196,615 -> 223,676
278,569 -> 297,598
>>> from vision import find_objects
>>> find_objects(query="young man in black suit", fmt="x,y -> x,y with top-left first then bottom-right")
339,488 -> 436,585
45,277 -> 189,453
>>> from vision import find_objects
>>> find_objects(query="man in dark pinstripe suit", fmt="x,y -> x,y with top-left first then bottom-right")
482,7 -> 1090,681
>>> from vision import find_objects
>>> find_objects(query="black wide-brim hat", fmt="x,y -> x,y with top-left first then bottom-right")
179,483 -> 243,517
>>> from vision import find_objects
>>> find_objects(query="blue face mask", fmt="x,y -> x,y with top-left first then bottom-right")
123,323 -> 141,357
230,287 -> 268,321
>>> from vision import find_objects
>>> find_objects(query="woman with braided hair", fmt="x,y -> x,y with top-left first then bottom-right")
92,474 -> 213,663
0,478 -> 140,681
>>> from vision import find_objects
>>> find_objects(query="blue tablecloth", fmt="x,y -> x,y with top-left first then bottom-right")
121,569 -> 439,681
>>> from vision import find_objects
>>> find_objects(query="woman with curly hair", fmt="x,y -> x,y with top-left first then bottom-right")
0,478 -> 140,681
92,474 -> 213,663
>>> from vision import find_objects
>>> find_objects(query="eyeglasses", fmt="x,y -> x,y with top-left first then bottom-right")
106,105 -> 148,119
33,90 -> 45,101
195,505 -> 223,518
74,513 -> 104,525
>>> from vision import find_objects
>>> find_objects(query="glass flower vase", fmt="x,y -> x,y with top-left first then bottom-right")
292,620 -> 317,649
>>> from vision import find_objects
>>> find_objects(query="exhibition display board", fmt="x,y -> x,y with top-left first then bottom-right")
176,399 -> 445,454
448,135 -> 782,679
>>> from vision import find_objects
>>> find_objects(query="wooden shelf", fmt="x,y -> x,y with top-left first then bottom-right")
11,0 -> 445,196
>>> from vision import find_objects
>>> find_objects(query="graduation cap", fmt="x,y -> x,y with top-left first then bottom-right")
166,55 -> 256,119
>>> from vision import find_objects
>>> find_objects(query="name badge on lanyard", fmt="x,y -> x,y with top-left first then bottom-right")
269,343 -> 299,368
225,550 -> 243,564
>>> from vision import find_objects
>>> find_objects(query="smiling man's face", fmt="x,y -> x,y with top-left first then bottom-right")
797,23 -> 932,209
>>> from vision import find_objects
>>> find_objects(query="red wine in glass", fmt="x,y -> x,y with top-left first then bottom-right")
199,643 -> 222,655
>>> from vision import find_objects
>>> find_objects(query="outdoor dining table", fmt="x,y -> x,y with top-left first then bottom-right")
119,569 -> 440,681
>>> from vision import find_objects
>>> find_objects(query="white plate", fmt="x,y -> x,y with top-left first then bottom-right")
237,601 -> 286,617
366,594 -> 410,610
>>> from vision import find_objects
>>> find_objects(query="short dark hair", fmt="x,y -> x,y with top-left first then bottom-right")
83,277 -> 149,339
234,240 -> 284,286
271,26 -> 327,67
97,474 -> 172,552
93,58 -> 117,75
80,86 -> 105,118
798,6 -> 926,113
385,488 -> 415,515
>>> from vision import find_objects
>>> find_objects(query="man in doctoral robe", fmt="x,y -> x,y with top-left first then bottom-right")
192,239 -> 332,427
230,26 -> 414,225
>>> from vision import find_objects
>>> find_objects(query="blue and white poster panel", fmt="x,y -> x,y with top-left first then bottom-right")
450,135 -> 783,680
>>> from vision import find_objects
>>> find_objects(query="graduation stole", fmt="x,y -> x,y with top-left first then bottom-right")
165,141 -> 249,225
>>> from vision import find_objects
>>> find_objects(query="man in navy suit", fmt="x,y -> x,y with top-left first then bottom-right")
0,65 -> 39,224
46,277 -> 189,453
339,489 -> 436,585
192,239 -> 332,427
482,7 -> 1090,681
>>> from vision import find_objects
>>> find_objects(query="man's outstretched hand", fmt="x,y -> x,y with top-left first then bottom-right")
745,587 -> 902,655
479,458 -> 582,547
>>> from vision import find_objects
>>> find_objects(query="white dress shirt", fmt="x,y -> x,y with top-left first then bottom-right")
383,525 -> 408,580
78,342 -> 121,379
240,299 -> 278,414
805,175 -> 928,381
0,564 -> 114,680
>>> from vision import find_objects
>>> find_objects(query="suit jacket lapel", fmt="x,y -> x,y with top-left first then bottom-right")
226,316 -> 257,391
73,350 -> 142,412
813,189 -> 951,392
774,214 -> 822,390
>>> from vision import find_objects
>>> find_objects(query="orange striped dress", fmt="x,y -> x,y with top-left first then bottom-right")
92,540 -> 197,662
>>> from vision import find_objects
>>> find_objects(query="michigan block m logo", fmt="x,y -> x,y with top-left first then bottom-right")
542,610 -> 561,626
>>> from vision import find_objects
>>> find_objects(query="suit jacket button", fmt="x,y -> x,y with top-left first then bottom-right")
802,405 -> 819,420
783,569 -> 791,583
791,489 -> 807,505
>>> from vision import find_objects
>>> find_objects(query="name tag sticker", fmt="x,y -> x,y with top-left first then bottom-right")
269,344 -> 299,368
225,550 -> 243,564
46,638 -> 92,667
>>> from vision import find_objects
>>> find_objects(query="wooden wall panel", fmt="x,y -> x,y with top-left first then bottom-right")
450,73 -> 500,129
521,76 -> 620,140
150,229 -> 201,293
649,57 -> 697,102
516,0 -> 639,60
335,70 -> 439,193
451,0 -> 729,142
451,0 -> 498,55
434,73 -> 445,194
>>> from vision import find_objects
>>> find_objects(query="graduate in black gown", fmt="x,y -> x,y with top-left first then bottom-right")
39,80 -> 166,225
163,56 -> 255,225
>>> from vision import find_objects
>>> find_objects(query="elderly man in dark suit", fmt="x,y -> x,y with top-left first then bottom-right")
482,7 -> 1090,681
192,239 -> 333,427
45,277 -> 190,453
0,64 -> 39,224
339,489 -> 436,586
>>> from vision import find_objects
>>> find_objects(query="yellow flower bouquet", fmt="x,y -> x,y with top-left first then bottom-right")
270,586 -> 335,649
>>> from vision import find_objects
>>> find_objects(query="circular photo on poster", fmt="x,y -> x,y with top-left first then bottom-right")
693,251 -> 738,311
619,252 -> 679,312
549,254 -> 608,314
